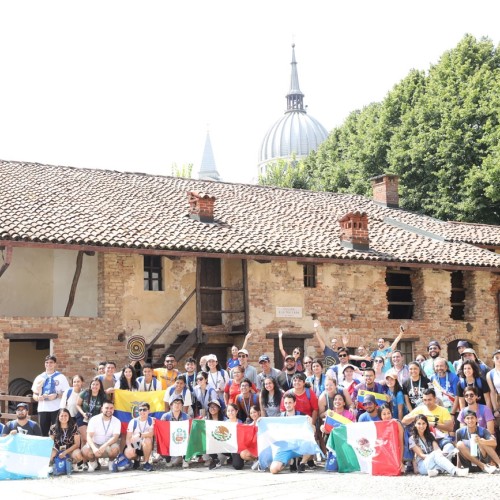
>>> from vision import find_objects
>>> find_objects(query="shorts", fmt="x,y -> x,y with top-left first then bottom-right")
273,449 -> 301,465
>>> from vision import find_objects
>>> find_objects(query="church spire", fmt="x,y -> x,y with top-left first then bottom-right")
198,129 -> 221,181
286,43 -> 305,113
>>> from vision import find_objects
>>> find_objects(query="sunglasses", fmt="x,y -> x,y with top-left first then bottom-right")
304,361 -> 312,365
138,408 -> 148,412
339,354 -> 348,358
464,394 -> 476,398
196,377 -> 204,381
374,359 -> 383,363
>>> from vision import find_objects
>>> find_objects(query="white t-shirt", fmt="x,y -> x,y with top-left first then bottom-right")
126,417 -> 155,448
163,386 -> 193,407
87,414 -> 121,445
60,388 -> 81,417
32,372 -> 70,412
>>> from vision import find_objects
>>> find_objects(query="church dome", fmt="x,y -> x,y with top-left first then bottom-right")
258,44 -> 328,175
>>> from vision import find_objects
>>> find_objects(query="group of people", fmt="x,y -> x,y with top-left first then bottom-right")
2,326 -> 500,478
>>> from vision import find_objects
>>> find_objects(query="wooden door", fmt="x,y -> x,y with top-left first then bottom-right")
200,258 -> 222,326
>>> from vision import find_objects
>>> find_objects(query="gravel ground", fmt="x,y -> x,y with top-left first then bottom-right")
2,460 -> 499,499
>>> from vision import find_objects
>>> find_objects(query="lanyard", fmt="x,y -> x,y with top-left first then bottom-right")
102,417 -> 112,437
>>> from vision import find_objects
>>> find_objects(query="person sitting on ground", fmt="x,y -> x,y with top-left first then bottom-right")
270,392 -> 314,474
136,363 -> 160,391
456,409 -> 499,473
278,330 -> 304,373
82,401 -> 121,471
226,402 -> 256,470
160,396 -> 190,469
75,377 -> 106,446
409,414 -> 468,477
2,402 -> 42,436
205,399 -> 227,470
124,401 -> 155,472
60,374 -> 84,420
457,360 -> 492,410
164,375 -> 192,414
49,408 -> 83,472
259,376 -> 283,417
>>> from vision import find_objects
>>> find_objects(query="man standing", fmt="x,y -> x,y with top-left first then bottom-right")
326,348 -> 361,385
277,355 -> 297,392
256,355 -> 281,390
370,326 -> 405,373
422,341 -> 455,378
279,373 -> 318,425
452,340 -> 471,372
83,401 -> 121,471
237,349 -> 258,386
154,354 -> 179,390
136,363 -> 160,391
124,402 -> 155,472
313,320 -> 340,369
390,350 -> 410,385
32,355 -> 69,436
456,409 -> 499,473
1,402 -> 42,436
430,357 -> 459,413
99,361 -> 118,401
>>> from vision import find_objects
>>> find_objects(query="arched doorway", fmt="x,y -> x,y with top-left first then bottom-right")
447,338 -> 473,366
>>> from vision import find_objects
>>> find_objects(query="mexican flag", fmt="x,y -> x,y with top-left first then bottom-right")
327,420 -> 401,475
154,420 -> 191,457
185,420 -> 257,460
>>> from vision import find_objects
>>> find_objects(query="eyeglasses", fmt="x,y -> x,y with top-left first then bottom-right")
304,361 -> 312,365
339,354 -> 348,358
138,408 -> 148,412
464,394 -> 476,398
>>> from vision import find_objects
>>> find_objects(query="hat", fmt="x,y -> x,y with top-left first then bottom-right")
238,349 -> 249,356
259,355 -> 270,363
363,394 -> 377,405
464,409 -> 477,418
284,355 -> 295,361
16,402 -> 29,409
171,395 -> 184,404
208,399 -> 221,408
492,349 -> 500,358
461,348 -> 477,358
206,354 -> 218,362
385,370 -> 398,380
428,341 -> 441,349
342,364 -> 356,373
457,340 -> 470,348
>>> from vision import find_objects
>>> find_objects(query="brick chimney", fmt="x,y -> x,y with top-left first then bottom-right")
187,191 -> 216,222
339,212 -> 369,250
370,174 -> 399,208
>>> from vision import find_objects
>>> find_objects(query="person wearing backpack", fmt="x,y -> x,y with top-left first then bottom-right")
2,402 -> 42,436
457,360 -> 492,410
123,402 -> 155,472
278,372 -> 318,424
32,355 -> 70,436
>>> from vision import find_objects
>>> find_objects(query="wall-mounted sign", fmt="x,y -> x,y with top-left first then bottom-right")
276,307 -> 302,318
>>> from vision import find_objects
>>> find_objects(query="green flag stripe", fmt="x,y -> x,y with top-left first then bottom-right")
185,420 -> 206,460
332,425 -> 360,473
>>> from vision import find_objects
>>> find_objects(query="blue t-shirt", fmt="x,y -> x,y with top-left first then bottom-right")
384,387 -> 405,418
358,412 -> 381,423
323,346 -> 340,369
371,348 -> 392,372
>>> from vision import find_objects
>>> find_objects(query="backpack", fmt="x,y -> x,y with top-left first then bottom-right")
132,416 -> 153,432
459,378 -> 483,391
52,455 -> 72,476
8,420 -> 37,433
110,452 -> 131,472
42,372 -> 61,395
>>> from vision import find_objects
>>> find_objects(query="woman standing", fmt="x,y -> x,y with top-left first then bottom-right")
384,370 -> 405,420
49,408 -> 83,472
115,365 -> 139,391
278,330 -> 304,372
193,372 -> 218,418
307,359 -> 326,398
486,349 -> 500,425
409,414 -> 467,477
75,377 -> 106,445
60,374 -> 84,418
259,377 -> 283,417
205,399 -> 227,470
457,360 -> 491,410
373,356 -> 386,384
402,362 -> 430,411
206,355 -> 229,407
303,356 -> 314,379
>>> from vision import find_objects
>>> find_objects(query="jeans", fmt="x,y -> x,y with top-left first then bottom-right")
417,451 -> 457,475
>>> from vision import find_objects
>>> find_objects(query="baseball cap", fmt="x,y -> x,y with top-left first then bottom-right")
492,349 -> 500,358
171,395 -> 184,404
16,402 -> 29,409
385,369 -> 398,380
428,341 -> 441,349
363,394 -> 377,405
208,399 -> 221,407
238,349 -> 249,356
206,354 -> 218,362
461,348 -> 477,358
457,340 -> 470,348
259,355 -> 270,363
342,364 -> 356,373
284,355 -> 295,361
463,409 -> 477,418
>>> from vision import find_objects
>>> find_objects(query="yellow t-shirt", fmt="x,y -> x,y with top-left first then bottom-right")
409,404 -> 451,436
153,368 -> 178,390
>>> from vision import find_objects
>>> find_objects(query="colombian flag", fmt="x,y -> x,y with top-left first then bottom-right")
324,410 -> 353,433
114,389 -> 165,433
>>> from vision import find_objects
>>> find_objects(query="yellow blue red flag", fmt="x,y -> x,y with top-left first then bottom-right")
114,389 -> 165,432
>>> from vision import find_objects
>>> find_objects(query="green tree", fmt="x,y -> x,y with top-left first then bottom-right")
258,156 -> 312,190
171,163 -> 193,178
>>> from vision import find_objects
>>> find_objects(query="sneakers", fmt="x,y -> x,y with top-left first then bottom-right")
289,459 -> 297,472
484,464 -> 497,474
427,469 -> 439,477
182,460 -> 189,469
165,461 -> 173,468
208,458 -> 221,470
87,461 -> 98,472
133,460 -> 141,470
143,463 -> 153,472
251,460 -> 259,471
297,462 -> 306,473
171,456 -> 183,467
306,459 -> 316,469
73,463 -> 85,472
456,467 -> 469,477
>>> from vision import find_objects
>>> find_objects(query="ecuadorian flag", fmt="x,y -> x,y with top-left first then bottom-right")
114,389 -> 165,433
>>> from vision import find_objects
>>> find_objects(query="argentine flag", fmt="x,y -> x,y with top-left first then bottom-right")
0,434 -> 53,480
257,416 -> 321,469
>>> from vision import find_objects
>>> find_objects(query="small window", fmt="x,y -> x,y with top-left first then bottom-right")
143,255 -> 163,291
398,340 -> 414,365
303,264 -> 317,288
386,268 -> 414,319
450,271 -> 465,320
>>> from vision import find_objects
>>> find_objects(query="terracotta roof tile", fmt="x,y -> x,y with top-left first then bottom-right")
0,160 -> 499,269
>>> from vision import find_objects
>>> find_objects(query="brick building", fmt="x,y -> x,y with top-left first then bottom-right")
1,162 -> 500,393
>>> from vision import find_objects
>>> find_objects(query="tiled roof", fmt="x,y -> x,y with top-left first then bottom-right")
1,160 -> 500,269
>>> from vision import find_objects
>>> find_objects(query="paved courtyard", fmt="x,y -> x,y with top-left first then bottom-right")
2,464 -> 499,499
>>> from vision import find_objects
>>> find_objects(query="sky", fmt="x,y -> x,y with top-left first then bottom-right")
1,1 -> 499,185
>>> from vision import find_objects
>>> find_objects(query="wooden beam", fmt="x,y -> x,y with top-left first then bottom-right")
64,250 -> 84,317
196,258 -> 202,343
266,332 -> 314,340
4,333 -> 58,340
0,246 -> 13,278
242,259 -> 249,335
